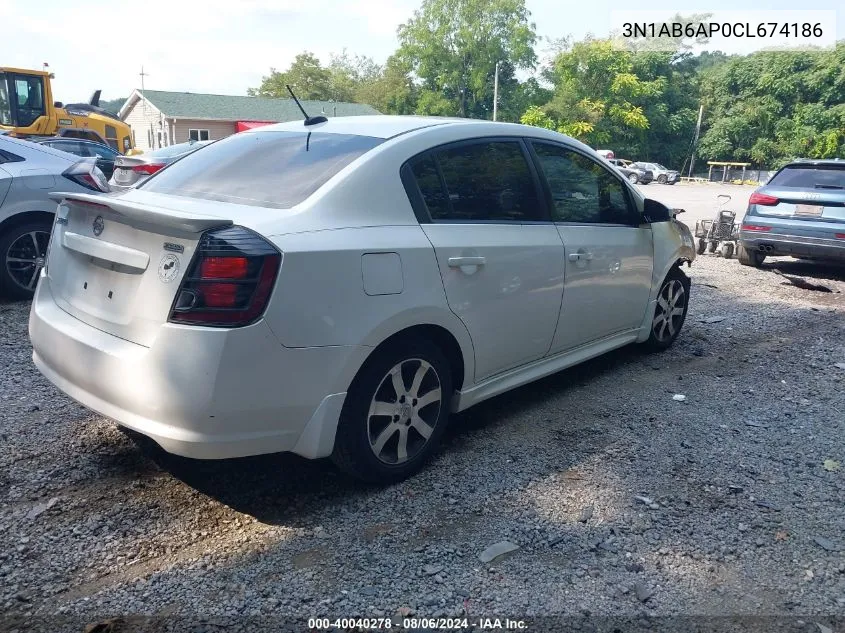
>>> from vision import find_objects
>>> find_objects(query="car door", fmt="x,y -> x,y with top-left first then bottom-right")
403,138 -> 566,382
529,141 -> 653,353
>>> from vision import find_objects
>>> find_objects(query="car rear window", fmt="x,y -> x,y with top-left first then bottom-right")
768,165 -> 845,189
142,131 -> 383,208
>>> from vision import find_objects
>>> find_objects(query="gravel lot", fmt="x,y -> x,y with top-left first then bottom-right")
2,186 -> 844,631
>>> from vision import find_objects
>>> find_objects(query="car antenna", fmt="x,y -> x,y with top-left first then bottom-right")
286,84 -> 328,126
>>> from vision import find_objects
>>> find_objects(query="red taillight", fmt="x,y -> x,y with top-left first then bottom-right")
132,163 -> 165,175
169,227 -> 281,327
742,224 -> 771,232
835,233 -> 845,239
200,256 -> 248,279
749,192 -> 779,206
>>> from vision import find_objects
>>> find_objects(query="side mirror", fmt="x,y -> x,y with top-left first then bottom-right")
54,101 -> 63,108
643,198 -> 672,223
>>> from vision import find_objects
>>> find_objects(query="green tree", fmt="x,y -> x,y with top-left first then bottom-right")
396,0 -> 537,118
248,52 -> 333,100
698,43 -> 845,165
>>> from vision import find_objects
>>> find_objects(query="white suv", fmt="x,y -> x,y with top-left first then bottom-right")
29,116 -> 696,483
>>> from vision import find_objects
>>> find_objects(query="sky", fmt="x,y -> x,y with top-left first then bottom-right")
0,0 -> 840,104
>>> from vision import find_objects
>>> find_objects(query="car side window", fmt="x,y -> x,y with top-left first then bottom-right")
0,149 -> 25,164
88,144 -> 117,159
410,140 -> 543,222
531,142 -> 637,225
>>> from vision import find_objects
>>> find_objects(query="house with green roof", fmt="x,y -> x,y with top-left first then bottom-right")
118,89 -> 380,152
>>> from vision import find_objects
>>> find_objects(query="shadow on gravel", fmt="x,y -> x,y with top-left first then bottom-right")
125,343 -> 650,526
761,258 -> 845,284
125,431 -> 362,526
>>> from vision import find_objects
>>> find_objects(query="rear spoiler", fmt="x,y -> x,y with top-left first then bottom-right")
49,192 -> 233,234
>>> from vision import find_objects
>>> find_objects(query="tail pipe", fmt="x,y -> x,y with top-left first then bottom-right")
758,245 -> 774,253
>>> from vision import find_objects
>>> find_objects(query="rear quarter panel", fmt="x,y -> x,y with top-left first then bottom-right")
262,225 -> 476,390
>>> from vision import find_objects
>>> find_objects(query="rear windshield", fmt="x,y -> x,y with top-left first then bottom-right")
142,131 -> 384,208
768,165 -> 845,189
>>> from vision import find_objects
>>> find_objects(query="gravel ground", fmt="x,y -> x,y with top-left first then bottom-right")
2,253 -> 844,632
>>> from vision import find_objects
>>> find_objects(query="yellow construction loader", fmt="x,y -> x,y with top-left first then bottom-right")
0,67 -> 133,152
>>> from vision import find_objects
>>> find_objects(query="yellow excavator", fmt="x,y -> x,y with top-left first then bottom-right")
0,67 -> 133,152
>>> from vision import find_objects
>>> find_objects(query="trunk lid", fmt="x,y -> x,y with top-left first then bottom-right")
45,191 -> 233,347
111,155 -> 152,188
753,187 -> 845,224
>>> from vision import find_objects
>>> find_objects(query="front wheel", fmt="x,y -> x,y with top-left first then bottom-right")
721,242 -> 735,259
696,239 -> 707,255
0,221 -> 52,300
657,174 -> 668,184
644,267 -> 690,351
628,173 -> 639,185
331,338 -> 453,484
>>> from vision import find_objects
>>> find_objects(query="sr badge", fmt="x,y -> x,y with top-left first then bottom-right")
158,253 -> 180,283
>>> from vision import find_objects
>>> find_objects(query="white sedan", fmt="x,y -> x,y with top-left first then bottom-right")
29,116 -> 696,483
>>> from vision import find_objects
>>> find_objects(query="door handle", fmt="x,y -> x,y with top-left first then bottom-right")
568,252 -> 593,262
448,256 -> 486,267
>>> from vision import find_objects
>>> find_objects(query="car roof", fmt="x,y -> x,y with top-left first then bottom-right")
785,158 -> 845,167
251,115 -> 490,139
36,137 -> 113,149
0,135 -> 77,162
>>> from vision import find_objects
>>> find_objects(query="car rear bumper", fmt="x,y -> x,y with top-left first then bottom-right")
29,278 -> 368,460
740,231 -> 845,261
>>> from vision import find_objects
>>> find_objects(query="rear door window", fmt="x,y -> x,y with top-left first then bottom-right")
767,165 -> 845,189
408,140 -> 544,222
142,132 -> 383,208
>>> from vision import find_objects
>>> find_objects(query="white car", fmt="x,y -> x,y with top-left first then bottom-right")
29,116 -> 696,483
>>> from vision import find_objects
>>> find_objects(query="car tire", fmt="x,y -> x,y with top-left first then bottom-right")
0,220 -> 52,300
331,337 -> 453,484
644,267 -> 690,352
657,174 -> 668,184
738,244 -> 766,267
721,242 -> 735,259
628,173 -> 639,185
696,239 -> 707,255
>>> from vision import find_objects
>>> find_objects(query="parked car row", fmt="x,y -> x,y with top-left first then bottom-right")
599,151 -> 681,186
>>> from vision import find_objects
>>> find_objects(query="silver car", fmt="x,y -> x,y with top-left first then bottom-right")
0,135 -> 108,298
109,140 -> 213,191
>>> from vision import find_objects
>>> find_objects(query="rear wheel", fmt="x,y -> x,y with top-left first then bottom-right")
644,267 -> 690,351
738,244 -> 766,268
721,242 -> 735,259
332,338 -> 452,484
0,221 -> 52,300
696,239 -> 707,255
627,173 -> 639,185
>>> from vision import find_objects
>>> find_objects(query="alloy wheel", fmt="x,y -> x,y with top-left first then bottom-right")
367,358 -> 442,465
652,279 -> 686,343
5,230 -> 50,292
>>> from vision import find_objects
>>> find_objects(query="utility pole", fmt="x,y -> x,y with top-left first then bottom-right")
140,66 -> 150,115
493,61 -> 500,122
688,104 -> 704,178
